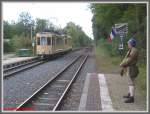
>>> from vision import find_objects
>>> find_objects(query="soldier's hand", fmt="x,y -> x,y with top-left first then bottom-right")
120,72 -> 123,77
120,69 -> 124,77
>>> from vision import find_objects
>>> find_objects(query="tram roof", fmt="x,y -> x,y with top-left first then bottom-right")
36,32 -> 71,39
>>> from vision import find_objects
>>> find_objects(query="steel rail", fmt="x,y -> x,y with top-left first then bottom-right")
3,57 -> 39,70
4,59 -> 40,72
3,60 -> 46,78
14,55 -> 82,111
52,55 -> 88,111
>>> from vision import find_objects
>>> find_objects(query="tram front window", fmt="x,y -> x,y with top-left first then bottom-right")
40,37 -> 47,45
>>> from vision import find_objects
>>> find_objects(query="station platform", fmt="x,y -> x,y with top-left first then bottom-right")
78,73 -> 146,111
3,57 -> 35,65
78,73 -> 113,111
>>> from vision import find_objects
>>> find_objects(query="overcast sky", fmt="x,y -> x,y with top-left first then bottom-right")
2,2 -> 94,39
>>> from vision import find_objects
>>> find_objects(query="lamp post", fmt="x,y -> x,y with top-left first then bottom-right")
31,25 -> 35,56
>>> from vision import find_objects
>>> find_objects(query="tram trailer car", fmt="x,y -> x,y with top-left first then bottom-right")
36,32 -> 72,57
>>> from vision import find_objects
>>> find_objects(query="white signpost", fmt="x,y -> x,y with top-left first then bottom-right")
114,23 -> 128,55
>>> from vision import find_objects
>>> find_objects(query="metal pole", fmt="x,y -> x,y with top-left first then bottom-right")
31,26 -> 32,41
120,35 -> 123,48
120,33 -> 124,57
31,26 -> 34,56
115,23 -> 128,57
33,37 -> 35,56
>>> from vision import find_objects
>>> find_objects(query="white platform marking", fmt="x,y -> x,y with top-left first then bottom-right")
33,103 -> 54,106
98,74 -> 114,111
78,73 -> 90,111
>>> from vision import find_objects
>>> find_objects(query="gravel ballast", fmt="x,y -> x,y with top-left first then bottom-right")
59,49 -> 97,111
3,50 -> 84,109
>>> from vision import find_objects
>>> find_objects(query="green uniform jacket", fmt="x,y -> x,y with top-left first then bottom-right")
120,47 -> 139,78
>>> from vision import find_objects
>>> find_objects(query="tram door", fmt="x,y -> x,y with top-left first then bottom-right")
40,37 -> 47,54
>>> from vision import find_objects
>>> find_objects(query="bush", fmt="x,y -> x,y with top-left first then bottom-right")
4,41 -> 14,53
98,38 -> 121,57
10,35 -> 32,52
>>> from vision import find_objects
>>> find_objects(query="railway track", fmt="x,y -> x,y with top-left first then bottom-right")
3,48 -> 82,78
3,49 -> 76,78
13,54 -> 88,111
3,57 -> 39,69
3,58 -> 47,78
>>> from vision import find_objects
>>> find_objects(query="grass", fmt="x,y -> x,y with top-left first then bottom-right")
95,45 -> 147,98
136,64 -> 147,97
95,45 -> 122,74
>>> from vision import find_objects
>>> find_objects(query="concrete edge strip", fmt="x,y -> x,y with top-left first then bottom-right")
78,73 -> 90,111
98,74 -> 114,111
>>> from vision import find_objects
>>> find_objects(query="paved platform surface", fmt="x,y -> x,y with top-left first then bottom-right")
86,73 -> 101,111
79,73 -> 113,111
3,54 -> 16,60
3,57 -> 35,65
105,74 -> 147,111
79,73 -> 147,112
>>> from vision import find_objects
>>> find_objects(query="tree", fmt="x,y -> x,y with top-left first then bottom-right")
35,18 -> 57,33
3,21 -> 13,39
18,12 -> 34,37
64,22 -> 92,47
35,18 -> 48,32
90,3 -> 147,62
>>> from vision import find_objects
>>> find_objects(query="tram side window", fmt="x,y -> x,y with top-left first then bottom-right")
47,37 -> 51,45
40,37 -> 47,45
37,37 -> 40,45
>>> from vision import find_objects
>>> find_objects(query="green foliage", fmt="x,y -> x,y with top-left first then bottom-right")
98,38 -> 120,57
10,35 -> 32,52
3,10 -> 92,53
18,12 -> 35,37
90,4 -> 124,41
3,21 -> 14,39
91,4 -> 147,94
3,12 -> 58,53
35,18 -> 54,33
64,22 -> 92,47
4,41 -> 13,53
90,4 -> 147,63
136,64 -> 146,93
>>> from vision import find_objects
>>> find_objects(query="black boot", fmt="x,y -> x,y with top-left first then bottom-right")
123,93 -> 130,98
124,96 -> 134,103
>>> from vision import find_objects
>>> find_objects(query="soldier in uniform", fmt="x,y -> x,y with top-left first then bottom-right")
120,38 -> 139,103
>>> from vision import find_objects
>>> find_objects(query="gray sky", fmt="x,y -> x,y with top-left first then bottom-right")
3,2 -> 94,39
